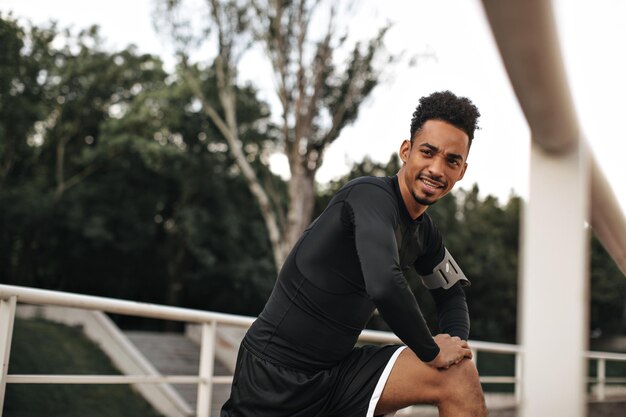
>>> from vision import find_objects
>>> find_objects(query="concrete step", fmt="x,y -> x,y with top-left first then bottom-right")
124,331 -> 231,417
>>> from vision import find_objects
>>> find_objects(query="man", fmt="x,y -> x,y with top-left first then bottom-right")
221,91 -> 488,417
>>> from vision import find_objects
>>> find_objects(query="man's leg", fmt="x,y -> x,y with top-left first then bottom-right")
374,348 -> 487,417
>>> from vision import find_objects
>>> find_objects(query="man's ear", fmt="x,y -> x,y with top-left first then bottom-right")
399,140 -> 411,164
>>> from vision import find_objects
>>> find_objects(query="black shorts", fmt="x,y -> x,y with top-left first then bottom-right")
220,342 -> 405,417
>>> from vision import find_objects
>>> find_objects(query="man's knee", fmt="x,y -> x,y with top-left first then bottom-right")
438,359 -> 482,400
457,358 -> 480,381
434,359 -> 487,416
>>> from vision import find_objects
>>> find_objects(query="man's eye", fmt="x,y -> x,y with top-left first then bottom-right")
448,159 -> 459,166
421,149 -> 432,156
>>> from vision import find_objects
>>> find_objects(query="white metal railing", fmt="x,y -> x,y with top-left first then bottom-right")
2,284 -> 626,417
481,0 -> 626,416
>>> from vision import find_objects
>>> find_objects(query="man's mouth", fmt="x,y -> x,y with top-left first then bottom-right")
419,176 -> 445,191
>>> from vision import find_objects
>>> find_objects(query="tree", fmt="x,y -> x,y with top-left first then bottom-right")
0,17 -> 170,292
0,13 -> 56,191
96,63 -> 277,316
0,16 -> 277,322
444,187 -> 520,343
589,236 -> 626,338
156,0 -> 391,270
314,154 -> 401,216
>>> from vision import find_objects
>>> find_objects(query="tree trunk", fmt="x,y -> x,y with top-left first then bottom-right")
284,164 -> 316,254
181,65 -> 287,272
163,0 -> 389,275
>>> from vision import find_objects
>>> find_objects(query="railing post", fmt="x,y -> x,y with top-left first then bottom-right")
514,351 -> 523,404
596,358 -> 606,401
196,321 -> 217,417
0,296 -> 18,416
519,138 -> 589,417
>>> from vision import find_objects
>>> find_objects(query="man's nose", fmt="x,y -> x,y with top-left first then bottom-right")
427,156 -> 446,178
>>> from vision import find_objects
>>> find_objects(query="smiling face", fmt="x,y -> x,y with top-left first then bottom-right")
398,119 -> 470,218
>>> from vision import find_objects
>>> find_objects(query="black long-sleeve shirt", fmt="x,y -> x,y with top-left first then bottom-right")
244,175 -> 469,371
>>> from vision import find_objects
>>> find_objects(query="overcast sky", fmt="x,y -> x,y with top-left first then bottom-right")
2,0 -> 625,215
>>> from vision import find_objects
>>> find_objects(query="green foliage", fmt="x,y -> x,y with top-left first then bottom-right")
0,14 -> 55,189
0,15 -> 276,326
315,154 -> 401,216
590,236 -> 626,337
4,318 -> 163,417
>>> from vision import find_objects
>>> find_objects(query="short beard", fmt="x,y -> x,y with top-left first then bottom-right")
411,191 -> 439,206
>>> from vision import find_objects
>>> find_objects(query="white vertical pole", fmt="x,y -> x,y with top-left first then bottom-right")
0,296 -> 18,417
515,352 -> 523,404
196,321 -> 217,417
519,140 -> 589,417
596,359 -> 606,400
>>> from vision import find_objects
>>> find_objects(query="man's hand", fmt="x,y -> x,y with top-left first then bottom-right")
426,334 -> 472,369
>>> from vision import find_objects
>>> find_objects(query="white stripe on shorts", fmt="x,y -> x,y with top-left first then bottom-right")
365,346 -> 407,417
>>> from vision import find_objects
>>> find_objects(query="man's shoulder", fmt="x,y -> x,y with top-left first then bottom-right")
333,176 -> 399,216
340,176 -> 395,194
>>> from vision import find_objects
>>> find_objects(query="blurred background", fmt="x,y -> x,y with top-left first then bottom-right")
1,0 -> 625,347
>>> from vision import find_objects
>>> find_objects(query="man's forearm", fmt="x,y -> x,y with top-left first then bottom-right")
430,282 -> 470,339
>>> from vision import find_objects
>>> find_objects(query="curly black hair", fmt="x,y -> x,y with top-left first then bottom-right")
410,91 -> 480,147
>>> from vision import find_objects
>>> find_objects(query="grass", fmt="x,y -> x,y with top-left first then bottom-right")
2,318 -> 163,417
